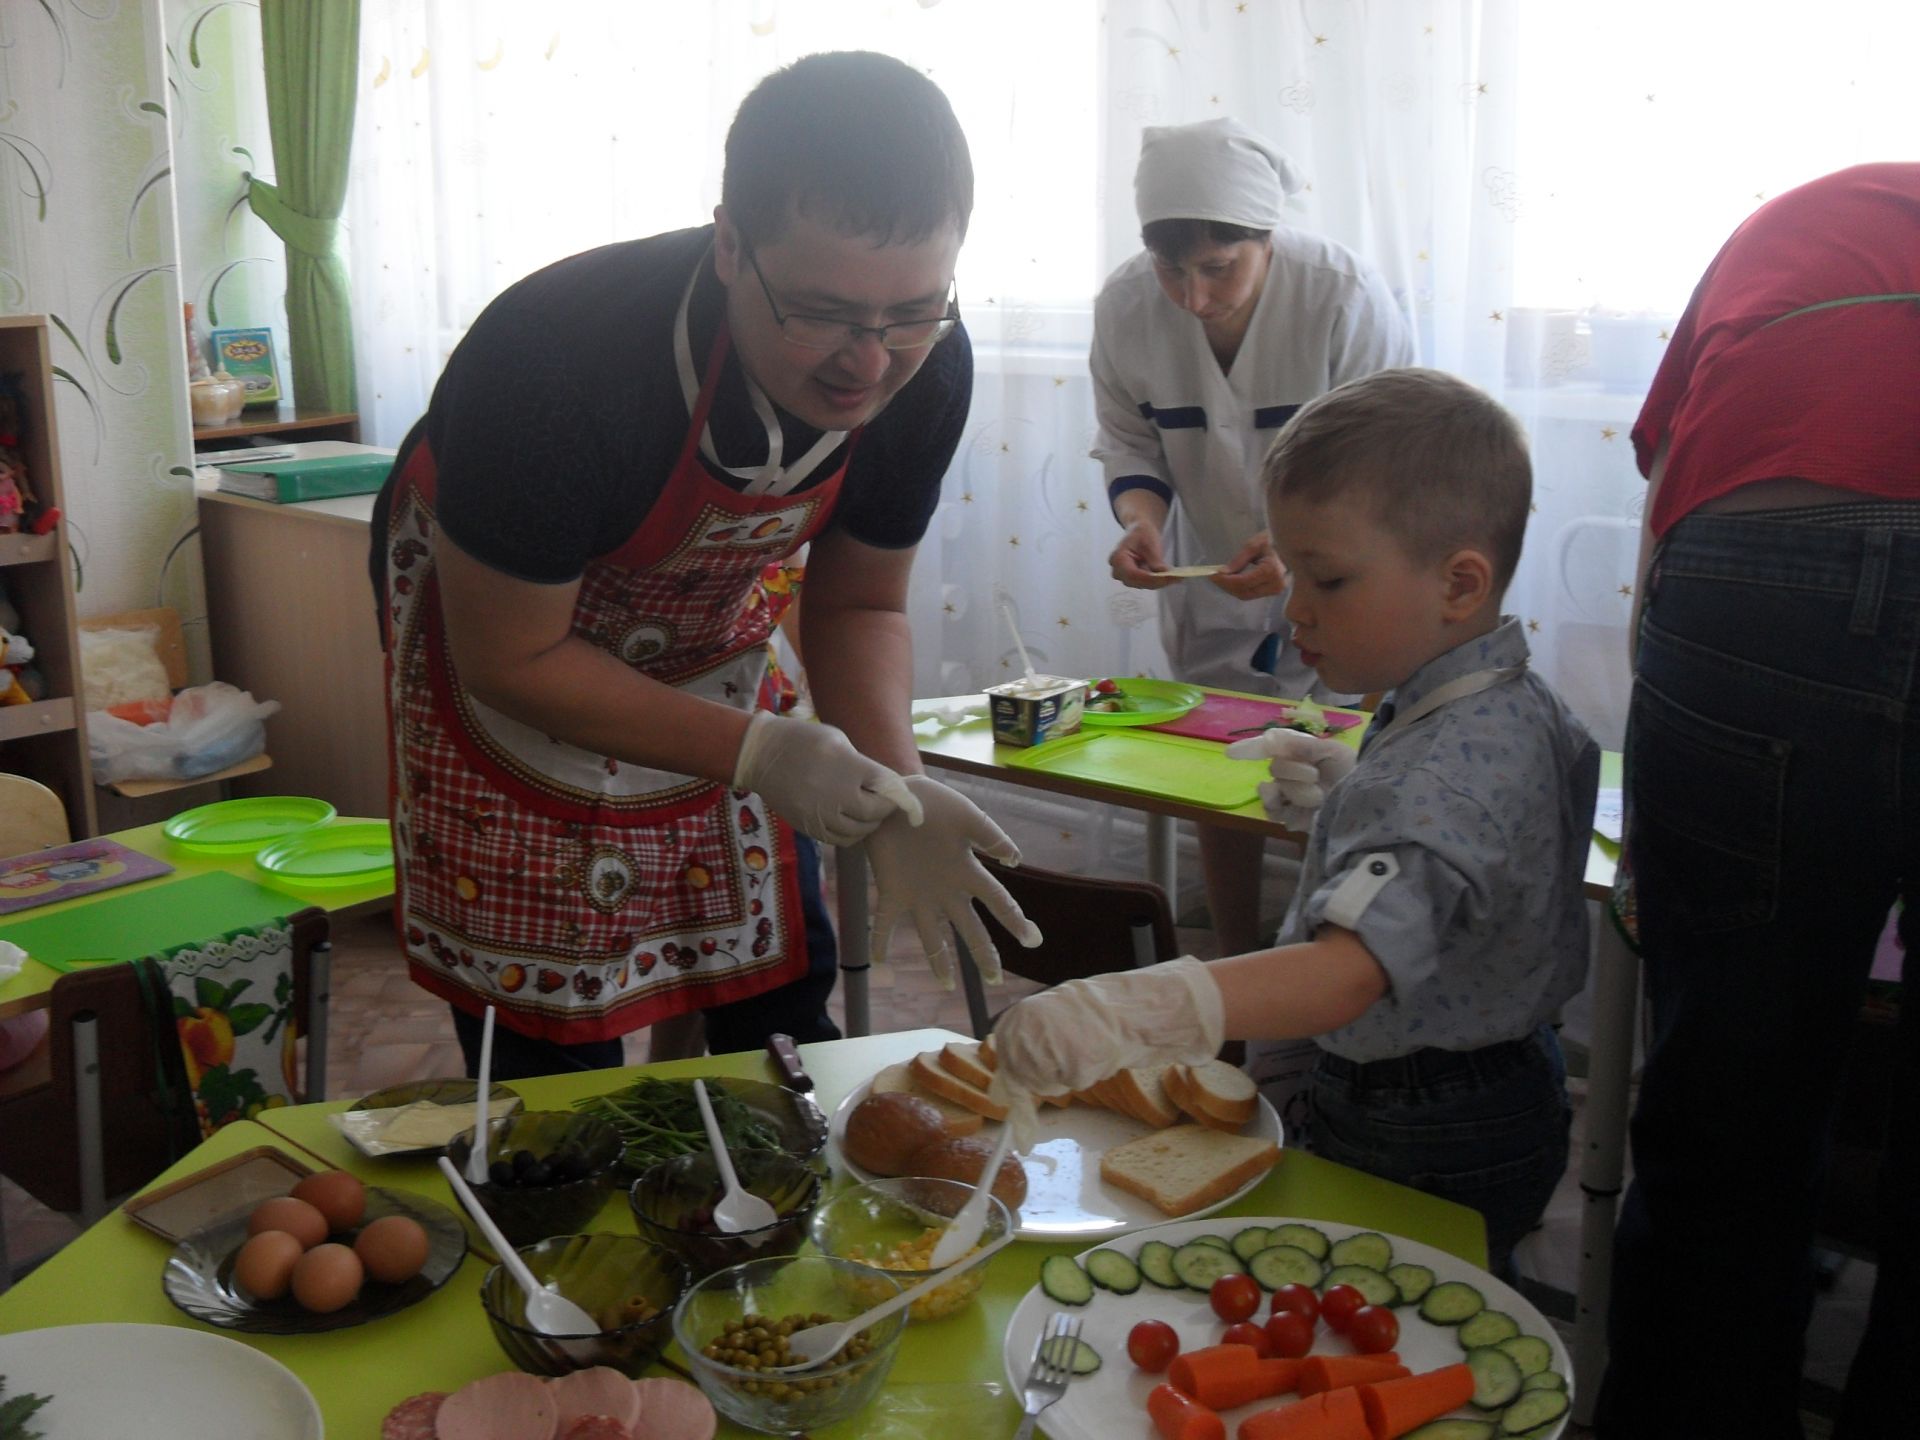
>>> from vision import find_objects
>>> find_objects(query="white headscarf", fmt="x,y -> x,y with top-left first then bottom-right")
1133,117 -> 1306,230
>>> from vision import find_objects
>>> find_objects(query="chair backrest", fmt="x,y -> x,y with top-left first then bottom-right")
974,860 -> 1179,991
77,606 -> 188,690
0,774 -> 69,857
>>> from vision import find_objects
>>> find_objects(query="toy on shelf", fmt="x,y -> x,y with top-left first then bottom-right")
0,372 -> 57,536
0,580 -> 45,704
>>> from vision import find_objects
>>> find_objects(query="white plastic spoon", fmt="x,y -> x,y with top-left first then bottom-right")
437,1155 -> 599,1337
999,600 -> 1040,686
693,1078 -> 779,1233
774,1229 -> 1018,1371
465,1004 -> 496,1184
927,1122 -> 1016,1268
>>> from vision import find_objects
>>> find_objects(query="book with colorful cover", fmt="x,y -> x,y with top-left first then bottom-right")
209,325 -> 282,407
0,837 -> 175,915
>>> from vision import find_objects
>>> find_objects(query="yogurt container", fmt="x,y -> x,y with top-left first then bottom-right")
986,675 -> 1087,748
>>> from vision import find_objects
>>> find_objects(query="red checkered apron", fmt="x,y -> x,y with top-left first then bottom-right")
381,318 -> 853,1043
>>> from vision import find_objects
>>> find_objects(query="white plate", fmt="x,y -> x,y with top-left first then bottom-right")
0,1322 -> 323,1439
1001,1217 -> 1572,1440
827,1082 -> 1282,1240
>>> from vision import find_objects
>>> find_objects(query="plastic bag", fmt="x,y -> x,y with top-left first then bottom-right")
88,681 -> 280,783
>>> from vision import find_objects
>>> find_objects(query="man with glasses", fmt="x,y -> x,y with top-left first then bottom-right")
372,51 -> 1036,1079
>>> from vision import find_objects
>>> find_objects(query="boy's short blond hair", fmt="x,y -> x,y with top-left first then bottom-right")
1263,368 -> 1531,590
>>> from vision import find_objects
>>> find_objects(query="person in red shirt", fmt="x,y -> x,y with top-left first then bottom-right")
1602,164 -> 1920,1438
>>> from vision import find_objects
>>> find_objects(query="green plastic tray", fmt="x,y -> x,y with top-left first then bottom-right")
255,821 -> 394,886
1004,729 -> 1265,809
0,872 -> 301,967
163,796 -> 337,854
1081,677 -> 1206,727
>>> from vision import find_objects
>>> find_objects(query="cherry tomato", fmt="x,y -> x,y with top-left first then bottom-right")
1264,1307 -> 1315,1359
1320,1283 -> 1366,1333
1209,1273 -> 1261,1324
1349,1304 -> 1400,1355
1126,1319 -> 1180,1372
1269,1283 -> 1321,1323
1094,678 -> 1120,695
1220,1321 -> 1272,1356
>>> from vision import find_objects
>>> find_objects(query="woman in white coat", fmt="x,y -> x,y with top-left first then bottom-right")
1092,117 -> 1413,956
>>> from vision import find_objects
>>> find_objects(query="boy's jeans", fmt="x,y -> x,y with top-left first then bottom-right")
1309,1024 -> 1570,1278
1598,512 -> 1918,1440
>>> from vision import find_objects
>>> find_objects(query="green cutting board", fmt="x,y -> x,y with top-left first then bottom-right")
0,871 -> 302,970
1004,728 -> 1266,808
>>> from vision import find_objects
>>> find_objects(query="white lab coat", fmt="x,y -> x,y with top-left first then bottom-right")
1090,227 -> 1415,698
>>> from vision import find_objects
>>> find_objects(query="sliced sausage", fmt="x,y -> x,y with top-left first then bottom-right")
435,1372 -> 559,1440
549,1368 -> 641,1432
381,1392 -> 447,1440
562,1420 -> 631,1440
630,1378 -> 716,1440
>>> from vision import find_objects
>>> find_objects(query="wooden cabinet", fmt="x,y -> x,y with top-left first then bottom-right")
192,406 -> 360,454
0,315 -> 96,838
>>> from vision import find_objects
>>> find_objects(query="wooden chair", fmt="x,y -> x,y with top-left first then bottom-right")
0,774 -> 67,858
77,607 -> 273,799
953,860 -> 1179,1038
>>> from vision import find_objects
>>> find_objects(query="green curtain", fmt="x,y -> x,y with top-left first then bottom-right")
249,0 -> 361,413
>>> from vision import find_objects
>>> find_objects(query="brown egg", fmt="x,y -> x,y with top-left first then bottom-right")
290,1242 -> 364,1314
247,1196 -> 330,1250
291,1170 -> 367,1232
232,1229 -> 304,1301
353,1214 -> 430,1285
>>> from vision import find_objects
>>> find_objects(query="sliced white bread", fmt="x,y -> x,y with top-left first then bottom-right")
871,1061 -> 984,1137
1112,1065 -> 1182,1129
1164,1063 -> 1242,1133
1167,1059 -> 1258,1130
977,1035 -> 997,1070
1098,1123 -> 1280,1217
909,1050 -> 1010,1122
939,1040 -> 996,1092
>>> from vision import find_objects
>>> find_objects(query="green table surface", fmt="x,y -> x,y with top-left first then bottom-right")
0,816 -> 392,1019
0,1029 -> 1486,1440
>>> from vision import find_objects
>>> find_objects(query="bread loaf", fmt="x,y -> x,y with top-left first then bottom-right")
904,1132 -> 1028,1211
909,1051 -> 1009,1122
1098,1123 -> 1279,1216
843,1092 -> 950,1176
872,1061 -> 984,1137
1111,1065 -> 1182,1129
1166,1060 -> 1257,1132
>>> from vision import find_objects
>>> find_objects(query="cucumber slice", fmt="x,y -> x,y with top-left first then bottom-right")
1266,1223 -> 1331,1261
1229,1225 -> 1272,1262
1419,1279 -> 1487,1326
1039,1254 -> 1093,1306
1321,1264 -> 1398,1307
1327,1230 -> 1393,1271
1189,1234 -> 1234,1252
1036,1334 -> 1102,1375
1497,1389 -> 1568,1434
1084,1247 -> 1141,1295
1403,1423 -> 1495,1440
1519,1369 -> 1566,1393
1464,1345 -> 1522,1409
1136,1239 -> 1181,1290
1457,1308 -> 1521,1349
1495,1334 -> 1554,1378
1387,1262 -> 1437,1307
1171,1241 -> 1246,1291
1247,1244 -> 1323,1292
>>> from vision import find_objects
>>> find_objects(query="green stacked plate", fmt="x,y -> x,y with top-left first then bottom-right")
162,796 -> 337,853
1079,677 -> 1206,727
254,821 -> 394,886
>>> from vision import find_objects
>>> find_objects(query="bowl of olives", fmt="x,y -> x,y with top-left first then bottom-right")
628,1149 -> 821,1279
445,1110 -> 622,1247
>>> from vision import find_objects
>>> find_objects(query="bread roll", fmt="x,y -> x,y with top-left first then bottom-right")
904,1133 -> 1029,1212
843,1092 -> 950,1176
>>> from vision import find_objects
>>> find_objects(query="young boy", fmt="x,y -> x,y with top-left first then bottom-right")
992,368 -> 1599,1274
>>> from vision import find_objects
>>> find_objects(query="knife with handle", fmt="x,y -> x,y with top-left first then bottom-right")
765,1031 -> 813,1092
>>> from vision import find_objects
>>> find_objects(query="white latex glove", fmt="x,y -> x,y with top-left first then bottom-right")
731,710 -> 923,846
988,957 -> 1226,1145
862,775 -> 1041,987
1223,729 -> 1358,829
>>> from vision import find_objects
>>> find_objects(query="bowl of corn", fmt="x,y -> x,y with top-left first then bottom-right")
807,1176 -> 1011,1320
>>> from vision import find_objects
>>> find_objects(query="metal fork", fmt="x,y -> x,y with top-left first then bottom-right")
1013,1311 -> 1083,1440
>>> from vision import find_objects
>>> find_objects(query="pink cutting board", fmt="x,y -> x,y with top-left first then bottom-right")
1145,693 -> 1368,743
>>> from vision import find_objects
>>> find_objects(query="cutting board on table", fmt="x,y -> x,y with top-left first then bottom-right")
1004,729 -> 1267,809
0,871 -> 301,970
1145,693 -> 1367,743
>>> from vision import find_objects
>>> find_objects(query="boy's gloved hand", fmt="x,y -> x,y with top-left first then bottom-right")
732,710 -> 922,846
989,957 -> 1225,1099
863,775 -> 1041,987
1223,729 -> 1357,828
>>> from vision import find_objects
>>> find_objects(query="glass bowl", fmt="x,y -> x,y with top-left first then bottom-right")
672,1254 -> 907,1436
629,1150 -> 822,1279
808,1176 -> 1012,1321
445,1110 -> 622,1247
480,1232 -> 688,1377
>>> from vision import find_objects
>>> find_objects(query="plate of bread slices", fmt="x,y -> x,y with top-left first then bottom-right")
829,1039 -> 1282,1239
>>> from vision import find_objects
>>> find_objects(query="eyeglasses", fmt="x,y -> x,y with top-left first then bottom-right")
746,248 -> 959,352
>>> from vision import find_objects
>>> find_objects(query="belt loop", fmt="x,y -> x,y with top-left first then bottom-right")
1850,529 -> 1892,636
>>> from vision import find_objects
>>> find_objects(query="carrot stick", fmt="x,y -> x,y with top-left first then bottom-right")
1257,1357 -> 1305,1397
1236,1388 -> 1371,1440
1356,1364 -> 1476,1440
1295,1354 -> 1408,1396
1169,1343 -> 1268,1409
1149,1382 -> 1227,1440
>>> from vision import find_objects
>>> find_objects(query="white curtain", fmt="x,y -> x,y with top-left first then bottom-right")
348,0 -> 1920,772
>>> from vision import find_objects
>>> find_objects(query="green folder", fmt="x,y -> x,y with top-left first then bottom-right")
0,872 -> 301,969
216,453 -> 392,503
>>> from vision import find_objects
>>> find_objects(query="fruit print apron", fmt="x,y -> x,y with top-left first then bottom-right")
381,271 -> 855,1043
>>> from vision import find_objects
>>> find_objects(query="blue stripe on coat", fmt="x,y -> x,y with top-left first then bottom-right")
1254,404 -> 1303,429
1137,401 -> 1209,431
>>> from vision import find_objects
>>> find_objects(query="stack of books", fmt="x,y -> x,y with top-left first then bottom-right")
214,452 -> 393,503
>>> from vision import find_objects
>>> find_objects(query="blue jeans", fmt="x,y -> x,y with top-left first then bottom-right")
454,833 -> 842,1078
1309,1025 -> 1570,1279
1598,514 -> 1919,1440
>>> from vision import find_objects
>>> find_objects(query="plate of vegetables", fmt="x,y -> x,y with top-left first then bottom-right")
573,1074 -> 828,1177
1004,1216 -> 1572,1440
1081,678 -> 1206,727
